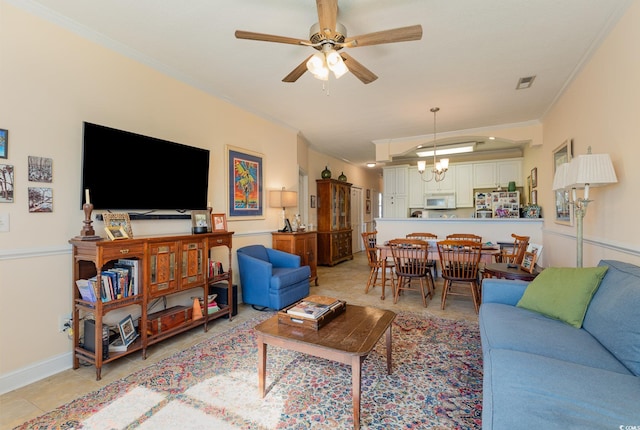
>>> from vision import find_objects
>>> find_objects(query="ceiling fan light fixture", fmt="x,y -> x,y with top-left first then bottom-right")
306,52 -> 329,80
326,50 -> 348,78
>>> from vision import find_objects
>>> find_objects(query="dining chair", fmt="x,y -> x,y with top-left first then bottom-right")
361,231 -> 395,295
389,238 -> 434,307
498,233 -> 530,264
437,239 -> 483,313
405,232 -> 438,279
446,233 -> 483,243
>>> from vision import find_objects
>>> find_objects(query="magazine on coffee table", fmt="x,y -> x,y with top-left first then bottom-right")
286,296 -> 344,320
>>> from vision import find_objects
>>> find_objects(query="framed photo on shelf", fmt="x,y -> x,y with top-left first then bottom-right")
530,167 -> 538,188
226,145 -> 264,220
553,140 -> 573,226
103,212 -> 133,238
105,225 -> 129,240
191,210 -> 212,233
211,213 -> 227,232
0,129 -> 8,159
520,251 -> 538,274
118,314 -> 138,348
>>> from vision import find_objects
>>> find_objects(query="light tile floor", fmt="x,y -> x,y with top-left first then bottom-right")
0,251 -> 478,429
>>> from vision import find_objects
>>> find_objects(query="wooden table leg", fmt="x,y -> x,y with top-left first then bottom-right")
257,336 -> 267,397
380,260 -> 386,300
351,355 -> 363,430
385,324 -> 393,374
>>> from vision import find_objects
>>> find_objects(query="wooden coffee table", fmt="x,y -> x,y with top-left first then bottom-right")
254,304 -> 396,429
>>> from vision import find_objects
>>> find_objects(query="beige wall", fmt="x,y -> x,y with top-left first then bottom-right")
538,0 -> 640,267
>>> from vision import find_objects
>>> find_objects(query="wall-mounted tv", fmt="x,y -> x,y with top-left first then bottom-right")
81,122 -> 210,211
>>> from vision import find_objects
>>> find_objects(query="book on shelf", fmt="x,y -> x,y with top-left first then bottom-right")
75,279 -> 97,303
108,336 -> 128,352
286,296 -> 343,320
116,258 -> 140,296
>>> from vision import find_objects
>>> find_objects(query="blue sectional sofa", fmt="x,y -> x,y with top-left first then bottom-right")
479,260 -> 640,429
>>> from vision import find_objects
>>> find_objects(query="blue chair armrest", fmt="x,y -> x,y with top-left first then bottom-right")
482,278 -> 529,306
266,248 -> 302,268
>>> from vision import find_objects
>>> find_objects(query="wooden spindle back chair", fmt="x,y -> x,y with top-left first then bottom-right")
389,238 -> 434,307
437,239 -> 483,313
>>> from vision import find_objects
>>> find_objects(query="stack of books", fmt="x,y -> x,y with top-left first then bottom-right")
279,295 -> 346,330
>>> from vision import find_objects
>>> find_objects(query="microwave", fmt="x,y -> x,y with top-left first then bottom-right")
424,193 -> 456,210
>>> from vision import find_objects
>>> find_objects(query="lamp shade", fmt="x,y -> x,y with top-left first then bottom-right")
566,153 -> 618,188
552,162 -> 570,190
269,189 -> 298,208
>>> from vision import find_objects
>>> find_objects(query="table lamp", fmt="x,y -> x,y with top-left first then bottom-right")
269,187 -> 298,231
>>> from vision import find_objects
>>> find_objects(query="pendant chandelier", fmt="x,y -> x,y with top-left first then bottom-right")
417,107 -> 449,182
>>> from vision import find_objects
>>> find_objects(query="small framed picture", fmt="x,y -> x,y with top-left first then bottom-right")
103,212 -> 133,238
531,167 -> 538,188
310,195 -> 316,208
531,189 -> 538,205
28,187 -> 53,212
28,156 -> 53,183
0,164 -> 14,203
366,199 -> 371,214
105,225 -> 129,241
366,189 -> 371,199
0,129 -> 7,159
211,213 -> 227,232
520,251 -> 538,273
191,210 -> 212,233
118,314 -> 138,348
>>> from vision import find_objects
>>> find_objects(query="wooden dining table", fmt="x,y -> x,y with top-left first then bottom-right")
376,243 -> 500,300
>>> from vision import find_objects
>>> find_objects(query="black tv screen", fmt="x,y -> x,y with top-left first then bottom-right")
81,122 -> 210,211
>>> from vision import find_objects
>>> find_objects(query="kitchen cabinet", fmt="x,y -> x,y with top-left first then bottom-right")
408,167 -> 424,208
424,164 -> 456,194
497,160 -> 523,186
455,163 -> 474,207
473,159 -> 523,189
383,165 -> 409,218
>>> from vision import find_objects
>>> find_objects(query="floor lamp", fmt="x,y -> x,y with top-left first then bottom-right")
553,147 -> 617,267
269,187 -> 298,232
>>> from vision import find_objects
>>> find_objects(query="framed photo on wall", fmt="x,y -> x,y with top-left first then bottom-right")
226,145 -> 264,220
366,199 -> 371,214
530,167 -> 537,188
0,129 -> 7,159
553,140 -> 573,226
310,195 -> 316,208
0,164 -> 14,203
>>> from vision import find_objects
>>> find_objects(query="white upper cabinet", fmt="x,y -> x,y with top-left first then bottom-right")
455,163 -> 474,207
424,164 -> 456,193
473,159 -> 523,189
408,167 -> 425,208
497,160 -> 523,186
383,166 -> 409,218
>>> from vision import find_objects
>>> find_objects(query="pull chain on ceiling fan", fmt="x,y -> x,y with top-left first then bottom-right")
234,0 -> 423,84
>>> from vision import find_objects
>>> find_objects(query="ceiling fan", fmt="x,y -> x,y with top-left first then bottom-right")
234,0 -> 423,84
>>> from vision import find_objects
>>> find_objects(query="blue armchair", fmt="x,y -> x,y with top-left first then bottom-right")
237,244 -> 311,310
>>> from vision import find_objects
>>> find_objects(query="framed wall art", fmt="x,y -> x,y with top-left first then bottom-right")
553,140 -> 573,226
310,195 -> 316,208
28,156 -> 53,183
28,187 -> 52,212
102,212 -> 133,238
0,129 -> 7,159
0,164 -> 14,203
366,199 -> 371,214
212,213 -> 227,232
530,167 -> 537,188
226,145 -> 264,220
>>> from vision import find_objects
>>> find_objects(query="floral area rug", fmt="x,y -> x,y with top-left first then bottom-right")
16,312 -> 482,429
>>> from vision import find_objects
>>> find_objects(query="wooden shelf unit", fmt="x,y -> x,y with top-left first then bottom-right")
316,179 -> 353,266
271,231 -> 318,285
70,231 -> 233,380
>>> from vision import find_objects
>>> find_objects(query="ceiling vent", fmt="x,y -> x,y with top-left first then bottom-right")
516,75 -> 536,90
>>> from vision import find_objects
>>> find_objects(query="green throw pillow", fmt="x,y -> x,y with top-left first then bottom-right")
516,266 -> 608,328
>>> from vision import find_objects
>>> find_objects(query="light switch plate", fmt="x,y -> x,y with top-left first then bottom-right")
0,213 -> 9,232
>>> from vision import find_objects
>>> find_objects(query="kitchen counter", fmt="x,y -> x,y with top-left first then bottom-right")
374,217 -> 544,265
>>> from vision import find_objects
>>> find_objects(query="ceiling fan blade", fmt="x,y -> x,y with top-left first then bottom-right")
282,56 -> 312,83
316,0 -> 338,39
340,53 -> 378,84
344,24 -> 423,48
235,30 -> 308,46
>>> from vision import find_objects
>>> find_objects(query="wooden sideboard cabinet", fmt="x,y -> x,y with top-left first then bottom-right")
69,231 -> 233,380
272,231 -> 318,285
316,179 -> 353,266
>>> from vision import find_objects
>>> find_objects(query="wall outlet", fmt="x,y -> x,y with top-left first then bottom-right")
59,313 -> 72,332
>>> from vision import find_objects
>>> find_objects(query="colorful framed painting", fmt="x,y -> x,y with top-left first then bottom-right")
0,129 -> 7,159
227,145 -> 264,219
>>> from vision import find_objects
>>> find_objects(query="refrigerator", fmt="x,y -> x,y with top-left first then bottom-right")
475,191 -> 520,218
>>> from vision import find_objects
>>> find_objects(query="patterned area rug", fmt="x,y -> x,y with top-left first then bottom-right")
16,312 -> 482,429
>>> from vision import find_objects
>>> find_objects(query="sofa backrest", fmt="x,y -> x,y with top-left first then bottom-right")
237,244 -> 270,262
582,260 -> 640,376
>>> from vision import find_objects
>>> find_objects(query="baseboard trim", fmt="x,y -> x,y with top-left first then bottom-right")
0,352 -> 72,395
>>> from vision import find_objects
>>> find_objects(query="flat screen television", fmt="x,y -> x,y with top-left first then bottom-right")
81,122 -> 210,211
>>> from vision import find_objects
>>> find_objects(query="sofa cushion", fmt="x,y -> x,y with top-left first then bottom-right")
484,349 -> 640,430
480,303 -> 631,375
516,266 -> 608,328
582,260 -> 640,376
